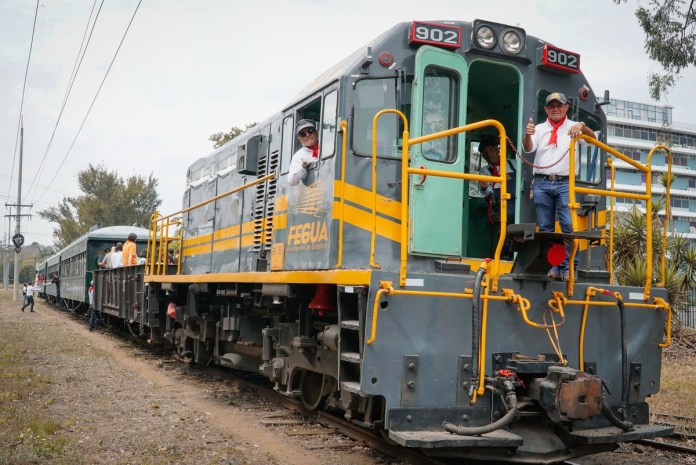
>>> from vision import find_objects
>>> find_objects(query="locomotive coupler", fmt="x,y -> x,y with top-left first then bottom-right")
533,366 -> 602,422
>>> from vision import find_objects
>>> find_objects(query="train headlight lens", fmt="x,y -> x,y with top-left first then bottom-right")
475,25 -> 496,49
501,30 -> 523,54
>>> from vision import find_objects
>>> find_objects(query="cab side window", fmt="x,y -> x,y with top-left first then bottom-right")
321,90 -> 337,157
281,116 -> 294,174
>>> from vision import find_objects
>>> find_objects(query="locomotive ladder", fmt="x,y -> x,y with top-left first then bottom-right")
337,285 -> 369,397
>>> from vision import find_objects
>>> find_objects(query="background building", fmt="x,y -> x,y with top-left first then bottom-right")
605,98 -> 696,240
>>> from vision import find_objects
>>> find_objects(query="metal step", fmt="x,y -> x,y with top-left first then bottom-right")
389,428 -> 523,448
340,320 -> 360,331
340,352 -> 361,363
340,381 -> 361,394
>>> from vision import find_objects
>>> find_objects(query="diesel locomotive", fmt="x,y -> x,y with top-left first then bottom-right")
43,19 -> 675,464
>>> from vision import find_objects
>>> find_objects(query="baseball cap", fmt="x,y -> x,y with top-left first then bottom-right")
296,119 -> 315,135
545,92 -> 568,106
478,137 -> 499,153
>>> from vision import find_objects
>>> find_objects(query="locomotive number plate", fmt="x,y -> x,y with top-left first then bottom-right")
409,21 -> 461,50
539,44 -> 581,74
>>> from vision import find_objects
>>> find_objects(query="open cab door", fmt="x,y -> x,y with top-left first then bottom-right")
409,46 -> 468,256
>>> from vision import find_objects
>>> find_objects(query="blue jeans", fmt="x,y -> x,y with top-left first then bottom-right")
533,178 -> 577,273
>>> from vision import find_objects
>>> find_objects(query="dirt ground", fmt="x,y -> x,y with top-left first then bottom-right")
0,289 -> 694,465
0,291 -> 392,465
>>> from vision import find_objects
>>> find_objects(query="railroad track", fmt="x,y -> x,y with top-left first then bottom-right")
651,412 -> 696,438
635,412 -> 696,456
59,306 -> 446,465
56,305 -> 696,464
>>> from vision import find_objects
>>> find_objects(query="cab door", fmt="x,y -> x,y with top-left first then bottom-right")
409,46 -> 468,256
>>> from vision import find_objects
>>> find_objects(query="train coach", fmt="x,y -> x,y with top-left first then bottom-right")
87,19 -> 673,464
36,225 -> 149,309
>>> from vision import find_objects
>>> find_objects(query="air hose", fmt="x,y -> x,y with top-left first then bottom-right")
443,380 -> 518,436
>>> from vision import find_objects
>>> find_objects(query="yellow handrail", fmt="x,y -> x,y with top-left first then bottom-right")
371,110 -> 410,269
366,271 -> 534,403
369,114 -> 510,291
572,288 -> 672,370
568,138 -> 672,300
607,157 -> 616,281
501,288 -> 564,329
147,172 -> 277,276
646,146 -> 672,287
336,120 -> 349,268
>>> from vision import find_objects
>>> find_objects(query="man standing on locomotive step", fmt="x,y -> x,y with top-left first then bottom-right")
288,119 -> 319,186
523,92 -> 596,282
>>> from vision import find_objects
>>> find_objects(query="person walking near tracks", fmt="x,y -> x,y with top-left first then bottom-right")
523,92 -> 596,281
21,283 -> 37,312
88,281 -> 99,331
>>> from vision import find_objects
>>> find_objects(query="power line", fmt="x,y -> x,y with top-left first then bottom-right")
35,0 -> 143,207
5,0 -> 40,204
27,0 -> 103,201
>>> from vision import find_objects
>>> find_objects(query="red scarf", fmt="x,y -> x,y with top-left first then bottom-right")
310,143 -> 319,158
547,116 -> 566,146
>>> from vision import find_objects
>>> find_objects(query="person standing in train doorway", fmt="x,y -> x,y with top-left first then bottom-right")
52,273 -> 62,306
287,119 -> 319,186
523,92 -> 596,282
478,137 -> 516,260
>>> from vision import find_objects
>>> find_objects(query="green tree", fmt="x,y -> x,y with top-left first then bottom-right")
209,122 -> 258,149
38,164 -> 161,248
616,0 -> 696,99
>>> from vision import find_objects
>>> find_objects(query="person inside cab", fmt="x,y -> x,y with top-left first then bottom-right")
477,137 -> 516,260
288,119 -> 319,186
478,137 -> 516,226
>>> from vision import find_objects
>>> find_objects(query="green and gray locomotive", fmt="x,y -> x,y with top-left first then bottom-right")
124,20 -> 672,463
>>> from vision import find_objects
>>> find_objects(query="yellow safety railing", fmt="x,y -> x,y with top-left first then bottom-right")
572,287 -> 672,370
607,157 -> 616,281
147,213 -> 182,276
367,268 -> 532,401
336,119 -> 349,268
568,139 -> 672,300
147,172 -> 277,276
370,111 -> 510,291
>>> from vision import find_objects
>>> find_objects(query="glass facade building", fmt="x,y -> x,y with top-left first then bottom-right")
606,98 -> 696,238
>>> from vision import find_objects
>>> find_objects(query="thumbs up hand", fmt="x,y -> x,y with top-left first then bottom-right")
525,117 -> 535,135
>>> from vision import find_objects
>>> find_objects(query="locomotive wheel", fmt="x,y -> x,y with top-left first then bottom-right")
300,370 -> 326,411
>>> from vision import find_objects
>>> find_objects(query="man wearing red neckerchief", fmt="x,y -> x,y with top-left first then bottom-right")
288,119 -> 320,186
523,92 -> 596,281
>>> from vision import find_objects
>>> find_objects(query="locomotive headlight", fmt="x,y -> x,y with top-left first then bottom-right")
475,25 -> 496,49
501,29 -> 523,54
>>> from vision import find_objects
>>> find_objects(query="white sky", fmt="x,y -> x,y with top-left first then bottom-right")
2,0 -> 695,246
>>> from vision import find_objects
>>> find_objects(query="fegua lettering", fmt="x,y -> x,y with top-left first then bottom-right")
287,220 -> 328,246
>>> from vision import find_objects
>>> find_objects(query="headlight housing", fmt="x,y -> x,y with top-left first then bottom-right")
501,29 -> 523,54
475,25 -> 496,49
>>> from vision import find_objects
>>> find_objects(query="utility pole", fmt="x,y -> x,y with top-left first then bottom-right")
2,218 -> 9,290
6,122 -> 32,301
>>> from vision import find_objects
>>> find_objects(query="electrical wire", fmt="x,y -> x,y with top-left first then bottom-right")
27,0 -> 103,201
34,0 -> 143,207
5,0 -> 40,204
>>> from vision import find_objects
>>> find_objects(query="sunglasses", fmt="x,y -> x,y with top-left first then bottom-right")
297,128 -> 316,137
